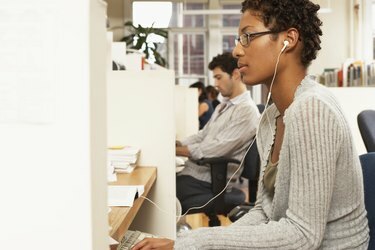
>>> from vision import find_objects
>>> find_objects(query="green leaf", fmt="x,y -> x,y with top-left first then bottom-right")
120,21 -> 168,67
152,29 -> 168,38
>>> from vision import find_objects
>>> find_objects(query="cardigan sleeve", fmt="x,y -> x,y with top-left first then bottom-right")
174,96 -> 344,250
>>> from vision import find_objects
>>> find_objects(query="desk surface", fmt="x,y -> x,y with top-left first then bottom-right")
108,167 -> 157,241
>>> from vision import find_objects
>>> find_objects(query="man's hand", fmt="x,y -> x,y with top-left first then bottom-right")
176,146 -> 190,157
131,238 -> 174,250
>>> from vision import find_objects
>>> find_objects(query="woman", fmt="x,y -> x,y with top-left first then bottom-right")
133,0 -> 369,249
190,81 -> 214,129
205,85 -> 220,110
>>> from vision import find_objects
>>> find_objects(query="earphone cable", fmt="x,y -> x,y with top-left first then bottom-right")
138,44 -> 285,221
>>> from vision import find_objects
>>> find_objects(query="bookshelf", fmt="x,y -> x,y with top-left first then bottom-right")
319,59 -> 375,87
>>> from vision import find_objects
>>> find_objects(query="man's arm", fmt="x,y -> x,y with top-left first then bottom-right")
176,146 -> 190,157
187,105 -> 259,160
179,112 -> 212,146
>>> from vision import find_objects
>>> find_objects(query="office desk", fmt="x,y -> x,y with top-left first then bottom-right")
108,167 -> 157,242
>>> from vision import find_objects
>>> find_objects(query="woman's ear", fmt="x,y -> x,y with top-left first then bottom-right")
282,28 -> 300,52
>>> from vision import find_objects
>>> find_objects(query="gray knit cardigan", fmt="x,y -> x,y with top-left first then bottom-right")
174,76 -> 369,249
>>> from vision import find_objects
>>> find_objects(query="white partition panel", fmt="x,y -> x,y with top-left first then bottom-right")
90,1 -> 110,250
0,1 -> 108,249
329,87 -> 375,155
175,86 -> 199,141
107,70 -> 176,239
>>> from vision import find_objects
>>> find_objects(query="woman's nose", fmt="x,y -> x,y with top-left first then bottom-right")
232,43 -> 243,59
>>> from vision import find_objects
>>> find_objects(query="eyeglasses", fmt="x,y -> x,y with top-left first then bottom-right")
235,31 -> 276,47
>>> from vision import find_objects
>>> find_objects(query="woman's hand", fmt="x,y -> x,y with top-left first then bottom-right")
132,238 -> 174,250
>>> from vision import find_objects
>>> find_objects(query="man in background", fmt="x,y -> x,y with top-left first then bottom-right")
176,52 -> 260,213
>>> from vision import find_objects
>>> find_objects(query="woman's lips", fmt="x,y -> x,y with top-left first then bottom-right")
238,64 -> 248,73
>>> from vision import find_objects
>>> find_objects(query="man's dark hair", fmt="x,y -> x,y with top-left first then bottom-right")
206,85 -> 218,99
208,52 -> 238,76
241,0 -> 323,67
189,81 -> 205,90
190,81 -> 207,102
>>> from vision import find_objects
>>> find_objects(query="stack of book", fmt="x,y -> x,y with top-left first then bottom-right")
108,146 -> 141,174
318,59 -> 375,87
366,62 -> 375,86
320,68 -> 341,87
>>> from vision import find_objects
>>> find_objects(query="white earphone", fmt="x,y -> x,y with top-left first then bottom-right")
281,40 -> 289,53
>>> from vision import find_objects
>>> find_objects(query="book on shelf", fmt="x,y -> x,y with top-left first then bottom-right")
318,59 -> 375,87
321,68 -> 340,87
112,163 -> 137,174
367,62 -> 375,86
108,145 -> 141,174
109,156 -> 138,165
108,145 -> 140,156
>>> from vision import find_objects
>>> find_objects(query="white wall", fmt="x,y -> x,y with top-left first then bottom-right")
107,70 -> 176,238
175,86 -> 199,140
90,1 -> 110,250
309,0 -> 351,75
0,1 -> 108,249
329,87 -> 375,155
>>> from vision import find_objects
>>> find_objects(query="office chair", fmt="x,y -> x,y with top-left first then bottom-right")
182,138 -> 260,226
181,104 -> 264,227
360,152 -> 375,249
256,103 -> 265,114
358,110 -> 375,152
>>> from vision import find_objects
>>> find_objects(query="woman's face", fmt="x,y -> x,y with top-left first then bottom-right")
233,10 -> 281,86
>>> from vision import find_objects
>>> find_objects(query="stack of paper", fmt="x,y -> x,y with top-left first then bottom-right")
108,185 -> 144,207
108,145 -> 141,173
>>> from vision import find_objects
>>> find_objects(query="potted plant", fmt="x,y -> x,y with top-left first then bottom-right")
121,21 -> 168,67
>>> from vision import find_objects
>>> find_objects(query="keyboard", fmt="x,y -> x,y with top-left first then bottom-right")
117,230 -> 157,250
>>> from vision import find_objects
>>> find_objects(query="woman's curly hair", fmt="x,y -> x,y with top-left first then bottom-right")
241,0 -> 323,67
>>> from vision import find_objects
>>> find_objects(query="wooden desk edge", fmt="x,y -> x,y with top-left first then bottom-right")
109,167 -> 157,241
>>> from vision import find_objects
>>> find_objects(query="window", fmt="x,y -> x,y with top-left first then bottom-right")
222,34 -> 237,53
221,4 -> 241,55
168,2 -> 207,28
132,1 -> 245,85
169,2 -> 207,86
171,32 -> 206,86
183,3 -> 206,27
133,2 -> 172,28
222,4 -> 241,27
132,2 -> 172,64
